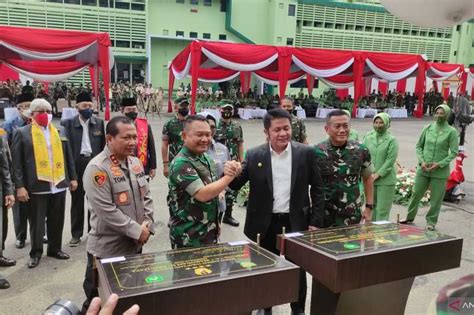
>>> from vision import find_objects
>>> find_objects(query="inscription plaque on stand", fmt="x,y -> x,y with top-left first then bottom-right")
280,223 -> 463,315
97,242 -> 300,315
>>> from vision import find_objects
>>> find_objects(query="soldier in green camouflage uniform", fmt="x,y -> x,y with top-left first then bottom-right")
314,110 -> 374,227
162,98 -> 189,177
168,115 -> 240,248
214,102 -> 243,226
280,96 -> 308,144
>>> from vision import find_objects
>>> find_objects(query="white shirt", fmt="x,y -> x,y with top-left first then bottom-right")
79,117 -> 92,155
270,143 -> 292,213
33,125 -> 67,194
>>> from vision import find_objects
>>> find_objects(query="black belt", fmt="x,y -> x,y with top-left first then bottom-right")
272,213 -> 290,219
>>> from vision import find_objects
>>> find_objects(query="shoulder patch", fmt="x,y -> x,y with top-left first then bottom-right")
93,171 -> 107,187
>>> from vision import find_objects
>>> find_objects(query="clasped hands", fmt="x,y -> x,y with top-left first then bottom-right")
224,161 -> 242,178
421,162 -> 439,172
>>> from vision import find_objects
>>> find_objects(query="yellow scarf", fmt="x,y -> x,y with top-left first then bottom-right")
31,122 -> 65,185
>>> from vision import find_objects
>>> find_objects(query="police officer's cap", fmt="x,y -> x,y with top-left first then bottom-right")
121,97 -> 137,107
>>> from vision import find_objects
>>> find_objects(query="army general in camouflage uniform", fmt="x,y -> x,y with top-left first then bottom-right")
168,115 -> 241,248
214,102 -> 243,227
314,110 -> 374,227
162,98 -> 190,177
280,96 -> 308,144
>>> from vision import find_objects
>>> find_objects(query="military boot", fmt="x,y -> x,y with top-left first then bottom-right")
222,206 -> 239,227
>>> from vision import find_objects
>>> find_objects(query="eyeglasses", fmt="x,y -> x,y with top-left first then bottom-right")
34,110 -> 52,114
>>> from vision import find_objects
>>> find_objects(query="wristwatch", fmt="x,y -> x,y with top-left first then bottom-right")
365,204 -> 374,210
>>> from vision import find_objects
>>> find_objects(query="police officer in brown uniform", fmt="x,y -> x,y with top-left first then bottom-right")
81,116 -> 155,312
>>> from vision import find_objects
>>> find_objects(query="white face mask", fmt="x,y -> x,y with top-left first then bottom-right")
47,114 -> 53,124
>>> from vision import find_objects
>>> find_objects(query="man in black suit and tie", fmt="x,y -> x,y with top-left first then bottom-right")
61,92 -> 106,247
229,108 -> 324,315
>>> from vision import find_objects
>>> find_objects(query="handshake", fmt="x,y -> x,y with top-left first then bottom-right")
224,160 -> 242,178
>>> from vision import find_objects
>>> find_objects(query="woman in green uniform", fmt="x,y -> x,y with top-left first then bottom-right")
363,112 -> 399,221
401,105 -> 458,230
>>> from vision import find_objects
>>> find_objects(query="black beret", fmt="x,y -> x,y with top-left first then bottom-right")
76,91 -> 93,103
121,97 -> 137,107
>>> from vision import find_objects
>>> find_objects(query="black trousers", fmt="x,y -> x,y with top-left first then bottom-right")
13,200 -> 29,242
261,213 -> 307,313
1,204 -> 7,252
28,191 -> 66,258
71,156 -> 92,238
82,252 -> 100,312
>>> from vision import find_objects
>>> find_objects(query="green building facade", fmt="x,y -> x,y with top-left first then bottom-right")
0,0 -> 473,92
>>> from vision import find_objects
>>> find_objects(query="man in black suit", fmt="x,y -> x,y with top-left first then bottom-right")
229,109 -> 324,315
61,92 -> 106,247
12,99 -> 77,268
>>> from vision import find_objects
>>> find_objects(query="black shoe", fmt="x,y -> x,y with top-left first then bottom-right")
47,251 -> 70,260
15,240 -> 25,249
68,237 -> 81,247
0,256 -> 16,267
223,215 -> 240,227
27,257 -> 40,269
0,278 -> 10,289
399,219 -> 414,224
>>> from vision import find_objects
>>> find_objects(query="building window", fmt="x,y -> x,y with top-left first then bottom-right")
220,0 -> 227,12
314,21 -> 323,27
203,33 -> 211,39
47,0 -> 63,2
336,23 -> 344,30
288,4 -> 296,16
355,25 -> 363,31
132,41 -> 145,49
190,32 -> 198,38
163,29 -> 169,36
324,23 -> 334,28
176,0 -> 184,3
402,29 -> 409,35
82,0 -> 97,6
99,0 -> 108,7
375,27 -> 382,32
277,37 -> 282,43
219,34 -> 227,40
176,30 -> 184,37
420,31 -> 427,36
303,21 -> 311,27
131,3 -> 145,10
115,1 -> 129,9
456,25 -> 461,31
203,0 -> 211,6
454,51 -> 457,56
365,26 -> 373,32
345,24 -> 354,30
64,0 -> 80,4
286,38 -> 294,46
116,40 -> 130,48
190,0 -> 198,4
384,28 -> 392,34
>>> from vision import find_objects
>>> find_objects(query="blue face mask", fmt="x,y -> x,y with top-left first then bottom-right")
79,108 -> 93,120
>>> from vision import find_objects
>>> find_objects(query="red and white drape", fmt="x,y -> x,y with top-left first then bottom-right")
169,40 -> 469,117
0,26 -> 114,120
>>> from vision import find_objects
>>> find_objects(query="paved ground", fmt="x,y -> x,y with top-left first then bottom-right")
0,113 -> 472,315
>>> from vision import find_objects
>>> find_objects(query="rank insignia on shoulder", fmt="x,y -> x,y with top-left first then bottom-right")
93,171 -> 107,187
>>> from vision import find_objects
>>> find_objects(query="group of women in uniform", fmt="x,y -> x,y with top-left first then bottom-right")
363,105 -> 458,231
